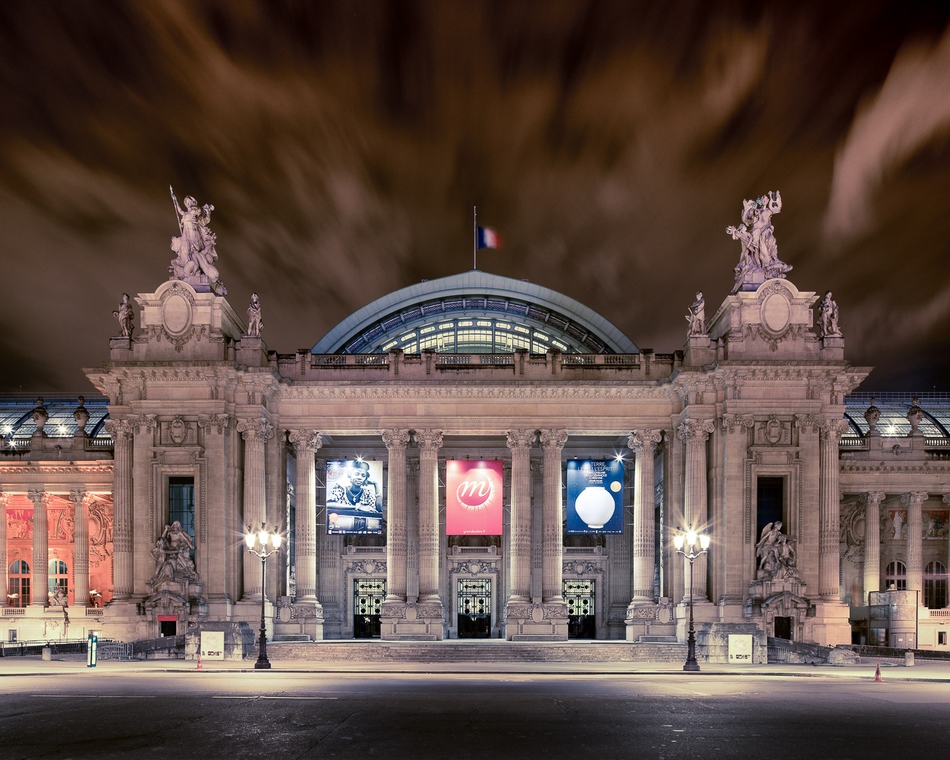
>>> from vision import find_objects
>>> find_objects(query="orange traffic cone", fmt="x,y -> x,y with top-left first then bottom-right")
197,653 -> 203,670
873,663 -> 882,682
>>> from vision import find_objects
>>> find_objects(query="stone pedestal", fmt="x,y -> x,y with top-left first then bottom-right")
380,600 -> 444,640
505,600 -> 568,641
806,600 -> 851,646
819,335 -> 844,360
237,335 -> 268,367
274,598 -> 324,642
109,337 -> 133,361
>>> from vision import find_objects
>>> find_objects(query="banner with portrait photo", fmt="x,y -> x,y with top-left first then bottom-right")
326,459 -> 385,534
445,460 -> 504,536
566,459 -> 624,534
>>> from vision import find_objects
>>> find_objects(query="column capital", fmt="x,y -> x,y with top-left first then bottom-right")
237,418 -> 275,442
103,418 -> 134,439
506,429 -> 536,451
414,429 -> 443,452
943,494 -> 950,506
197,414 -> 231,434
382,428 -> 411,452
721,415 -> 754,434
129,414 -> 157,433
794,414 -> 823,433
900,491 -> 929,507
820,418 -> 850,440
677,418 -> 715,443
288,430 -> 323,455
539,429 -> 568,452
27,489 -> 48,507
865,491 -> 886,507
627,429 -> 662,455
68,489 -> 90,506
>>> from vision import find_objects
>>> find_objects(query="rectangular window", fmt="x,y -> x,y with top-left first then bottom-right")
168,477 -> 196,562
939,631 -> 947,646
756,477 -> 784,538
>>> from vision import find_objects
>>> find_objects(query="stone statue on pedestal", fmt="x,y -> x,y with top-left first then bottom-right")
686,291 -> 706,336
247,292 -> 263,336
113,293 -> 134,338
728,191 -> 792,292
818,290 -> 841,338
169,186 -> 226,296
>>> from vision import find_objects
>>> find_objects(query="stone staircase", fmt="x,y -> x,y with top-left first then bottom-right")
256,640 -> 688,664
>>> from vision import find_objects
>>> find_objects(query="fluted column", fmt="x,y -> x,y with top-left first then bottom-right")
864,492 -> 885,604
540,429 -> 567,602
383,429 -> 411,601
104,418 -> 134,600
70,490 -> 90,606
903,491 -> 927,595
289,431 -> 322,601
415,430 -> 443,603
28,490 -> 49,608
506,430 -> 535,603
628,430 -> 663,602
677,419 -> 714,601
0,491 -> 7,606
819,420 -> 847,599
238,419 -> 274,600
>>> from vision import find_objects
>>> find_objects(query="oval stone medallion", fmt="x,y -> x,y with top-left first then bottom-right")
162,293 -> 192,335
761,292 -> 790,332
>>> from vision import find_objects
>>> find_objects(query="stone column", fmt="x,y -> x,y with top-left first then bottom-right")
104,418 -> 134,600
903,491 -> 927,595
383,429 -> 411,601
28,490 -> 48,608
70,490 -> 90,606
238,419 -> 274,600
0,491 -> 7,606
506,430 -> 535,603
540,429 -> 567,602
415,430 -> 443,603
406,459 -> 420,602
288,431 -> 322,602
863,492 -> 885,604
628,430 -> 663,602
819,420 -> 847,599
677,419 -> 714,601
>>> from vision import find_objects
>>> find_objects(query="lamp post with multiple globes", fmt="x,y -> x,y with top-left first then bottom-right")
244,523 -> 282,670
673,528 -> 710,672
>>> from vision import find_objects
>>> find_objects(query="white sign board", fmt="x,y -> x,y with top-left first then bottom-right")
200,631 -> 225,661
728,634 -> 753,664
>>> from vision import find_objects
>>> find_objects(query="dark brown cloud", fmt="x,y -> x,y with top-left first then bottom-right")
1,0 -> 949,393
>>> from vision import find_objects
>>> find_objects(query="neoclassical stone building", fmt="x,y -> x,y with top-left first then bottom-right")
2,193 -> 949,653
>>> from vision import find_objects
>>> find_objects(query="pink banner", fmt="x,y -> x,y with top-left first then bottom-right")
446,460 -> 503,536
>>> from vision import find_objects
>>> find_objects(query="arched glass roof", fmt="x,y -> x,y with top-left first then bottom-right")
312,270 -> 639,355
843,393 -> 950,438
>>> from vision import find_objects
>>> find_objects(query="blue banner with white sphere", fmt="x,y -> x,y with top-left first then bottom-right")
566,459 -> 624,534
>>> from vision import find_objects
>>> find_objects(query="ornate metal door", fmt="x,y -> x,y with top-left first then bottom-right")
457,578 -> 491,638
353,578 -> 385,638
564,579 -> 596,639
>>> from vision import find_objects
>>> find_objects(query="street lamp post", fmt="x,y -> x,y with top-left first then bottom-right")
244,523 -> 282,670
673,528 -> 710,672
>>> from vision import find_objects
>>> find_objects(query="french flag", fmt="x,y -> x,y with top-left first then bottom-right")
476,226 -> 502,250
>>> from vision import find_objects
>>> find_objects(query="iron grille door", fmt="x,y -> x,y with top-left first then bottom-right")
564,578 -> 596,639
354,578 -> 385,639
457,578 -> 491,638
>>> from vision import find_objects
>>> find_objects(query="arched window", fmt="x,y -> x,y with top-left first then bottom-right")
885,560 -> 907,591
48,559 -> 69,602
924,561 -> 948,609
8,560 -> 30,607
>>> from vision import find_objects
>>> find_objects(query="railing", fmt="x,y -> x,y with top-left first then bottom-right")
2,608 -> 26,615
0,638 -> 132,660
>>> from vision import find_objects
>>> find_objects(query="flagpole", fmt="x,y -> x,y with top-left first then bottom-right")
473,205 -> 477,271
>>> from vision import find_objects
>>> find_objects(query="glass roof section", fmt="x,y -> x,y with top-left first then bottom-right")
0,396 -> 111,446
843,393 -> 950,438
312,270 -> 639,355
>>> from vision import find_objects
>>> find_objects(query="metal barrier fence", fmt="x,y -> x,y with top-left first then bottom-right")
0,639 -> 133,660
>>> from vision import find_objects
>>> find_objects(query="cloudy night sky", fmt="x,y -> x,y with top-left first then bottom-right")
1,0 -> 949,395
